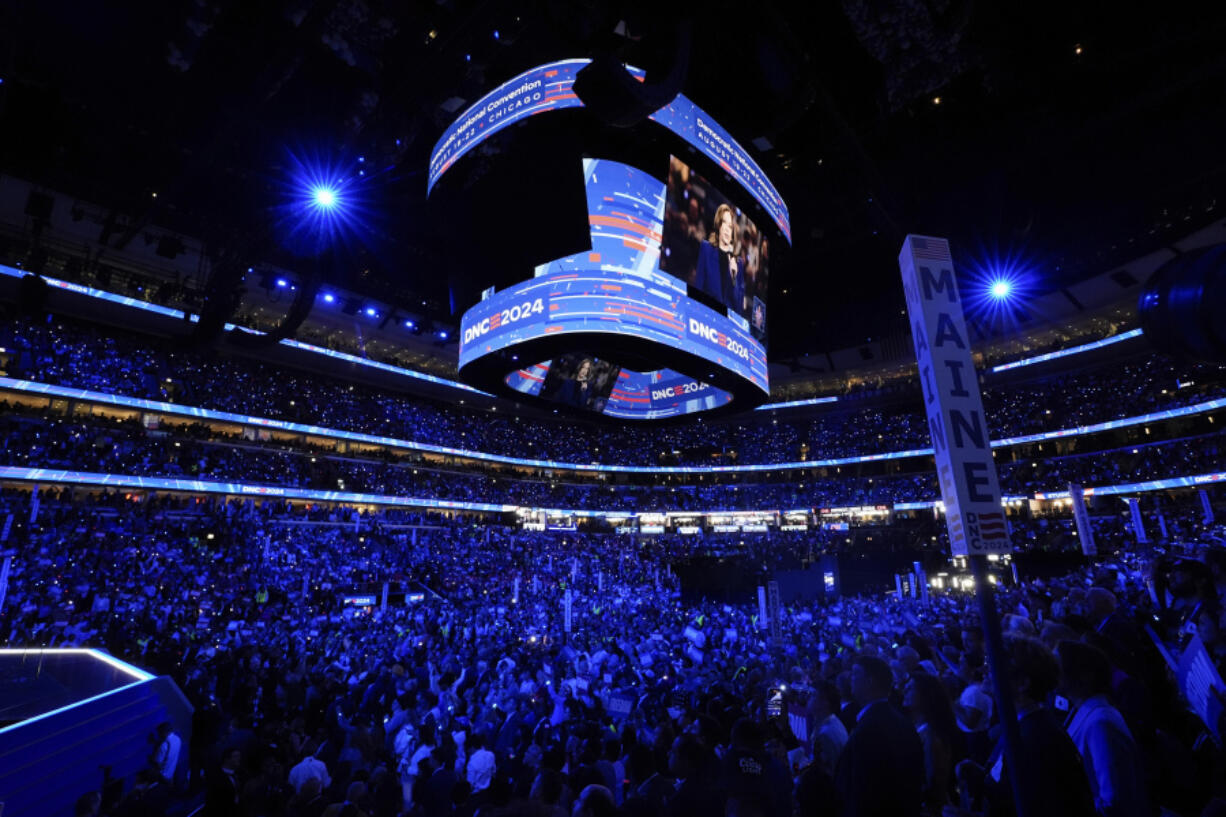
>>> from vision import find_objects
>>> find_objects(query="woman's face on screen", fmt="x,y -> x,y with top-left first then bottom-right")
576,360 -> 592,382
718,211 -> 734,248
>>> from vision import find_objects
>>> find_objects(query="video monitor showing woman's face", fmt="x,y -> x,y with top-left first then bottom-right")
537,352 -> 622,413
659,156 -> 769,342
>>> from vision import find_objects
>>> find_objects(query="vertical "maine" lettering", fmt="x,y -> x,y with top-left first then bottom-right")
899,236 -> 1012,556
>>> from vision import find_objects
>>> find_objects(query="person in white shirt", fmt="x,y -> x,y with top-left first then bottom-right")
403,720 -> 437,806
466,734 -> 497,793
151,722 -> 181,783
288,751 -> 332,795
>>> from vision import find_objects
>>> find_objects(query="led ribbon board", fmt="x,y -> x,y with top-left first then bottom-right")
460,267 -> 767,418
427,59 -> 791,244
0,464 -> 1222,519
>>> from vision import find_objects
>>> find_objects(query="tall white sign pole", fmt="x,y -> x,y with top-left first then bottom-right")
1070,484 -> 1098,555
900,235 -> 1032,817
1128,497 -> 1148,543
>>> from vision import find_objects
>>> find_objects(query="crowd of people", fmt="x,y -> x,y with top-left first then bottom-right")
3,311 -> 1226,817
1,403 -> 1220,515
2,487 -> 1225,817
0,246 -> 1144,400
2,315 -> 1223,468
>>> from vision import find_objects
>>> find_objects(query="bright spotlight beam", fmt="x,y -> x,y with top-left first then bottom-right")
312,187 -> 338,208
990,280 -> 1012,299
276,149 -> 376,256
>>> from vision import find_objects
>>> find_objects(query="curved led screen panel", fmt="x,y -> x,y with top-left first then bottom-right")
604,369 -> 734,419
506,364 -> 734,420
459,268 -> 768,418
427,59 -> 791,244
429,59 -> 589,191
661,155 -> 771,340
535,158 -> 669,286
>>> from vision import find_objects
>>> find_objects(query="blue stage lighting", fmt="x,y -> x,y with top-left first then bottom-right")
438,330 -> 449,340
962,246 -> 1038,329
276,278 -> 290,288
403,319 -> 415,329
312,187 -> 337,208
278,149 -> 378,256
365,307 -> 378,317
322,293 -> 335,303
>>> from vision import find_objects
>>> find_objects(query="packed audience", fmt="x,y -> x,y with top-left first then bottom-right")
2,488 -> 1225,817
2,316 -> 1224,467
3,311 -> 1226,817
5,244 -> 1135,394
1,405 -> 1220,514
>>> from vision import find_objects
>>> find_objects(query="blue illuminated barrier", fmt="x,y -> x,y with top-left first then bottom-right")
0,649 -> 192,817
0,464 -> 1222,520
755,396 -> 839,411
0,465 -> 517,514
1034,472 -> 1226,500
990,328 -> 1144,373
1,376 -> 1221,476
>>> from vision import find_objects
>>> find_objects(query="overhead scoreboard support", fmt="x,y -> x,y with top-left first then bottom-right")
899,234 -> 1032,817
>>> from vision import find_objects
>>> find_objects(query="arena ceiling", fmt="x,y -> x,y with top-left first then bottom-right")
2,0 -> 1226,360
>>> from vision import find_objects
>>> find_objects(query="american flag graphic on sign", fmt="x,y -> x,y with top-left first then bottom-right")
911,236 -> 951,262
978,511 -> 1007,536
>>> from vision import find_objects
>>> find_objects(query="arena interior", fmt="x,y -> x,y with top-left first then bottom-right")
0,3 -> 1225,817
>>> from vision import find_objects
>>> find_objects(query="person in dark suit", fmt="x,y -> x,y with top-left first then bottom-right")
667,734 -> 724,817
556,358 -> 595,410
204,747 -> 243,816
1085,588 -> 1143,674
721,719 -> 791,817
951,635 -> 1096,817
694,204 -> 746,314
418,748 -> 457,817
834,655 -> 925,817
1058,640 -> 1150,817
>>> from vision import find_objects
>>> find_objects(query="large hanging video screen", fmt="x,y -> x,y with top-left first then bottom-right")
427,59 -> 791,245
660,156 -> 770,342
462,156 -> 769,418
535,157 -> 768,346
441,59 -> 789,418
